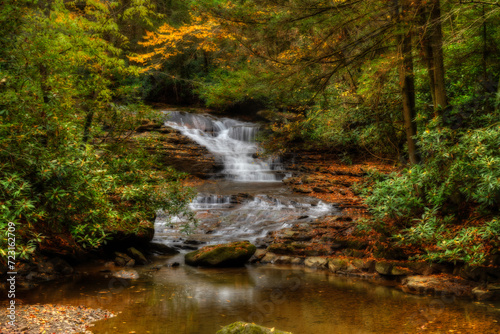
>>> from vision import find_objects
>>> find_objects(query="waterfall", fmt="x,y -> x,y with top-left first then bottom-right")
163,111 -> 283,182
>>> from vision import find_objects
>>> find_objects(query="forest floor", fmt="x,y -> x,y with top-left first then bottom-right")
0,302 -> 114,333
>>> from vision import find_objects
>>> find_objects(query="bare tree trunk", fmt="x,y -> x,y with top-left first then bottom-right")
397,0 -> 419,165
418,4 -> 437,110
429,0 -> 447,114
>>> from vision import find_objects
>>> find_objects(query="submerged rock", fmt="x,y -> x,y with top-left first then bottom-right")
185,241 -> 257,267
217,321 -> 292,334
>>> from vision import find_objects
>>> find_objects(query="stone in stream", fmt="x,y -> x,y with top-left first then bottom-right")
185,241 -> 257,267
127,247 -> 149,265
217,321 -> 292,334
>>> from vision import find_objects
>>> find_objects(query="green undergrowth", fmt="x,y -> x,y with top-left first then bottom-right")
355,118 -> 500,265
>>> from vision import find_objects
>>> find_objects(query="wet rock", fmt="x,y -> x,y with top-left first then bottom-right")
217,321 -> 292,334
304,257 -> 328,268
114,252 -> 134,267
185,239 -> 204,245
328,258 -> 348,272
391,266 -> 413,276
401,275 -> 473,297
48,257 -> 74,275
292,185 -> 313,194
112,269 -> 139,279
345,264 -> 361,274
148,242 -> 179,255
375,261 -> 393,275
352,259 -> 374,272
127,247 -> 148,265
185,241 -> 256,267
290,257 -> 304,265
260,252 -> 280,264
274,255 -> 294,264
250,249 -> 267,263
472,287 -> 494,301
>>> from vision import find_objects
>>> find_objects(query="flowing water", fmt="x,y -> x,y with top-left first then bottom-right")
158,110 -> 336,249
164,110 -> 284,182
16,110 -> 500,333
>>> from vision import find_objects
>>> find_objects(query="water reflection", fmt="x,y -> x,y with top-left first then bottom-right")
18,258 -> 500,334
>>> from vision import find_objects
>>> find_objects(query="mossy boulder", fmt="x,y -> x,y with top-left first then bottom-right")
185,241 -> 257,267
217,321 -> 292,334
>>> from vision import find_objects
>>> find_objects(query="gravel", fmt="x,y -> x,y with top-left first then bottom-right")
0,303 -> 114,333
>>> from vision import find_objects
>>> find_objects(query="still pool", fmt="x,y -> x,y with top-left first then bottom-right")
19,255 -> 500,334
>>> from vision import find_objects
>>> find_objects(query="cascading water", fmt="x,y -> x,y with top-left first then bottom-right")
164,110 -> 283,182
156,110 -> 336,248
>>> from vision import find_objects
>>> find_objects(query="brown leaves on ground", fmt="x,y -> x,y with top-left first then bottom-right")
0,303 -> 114,334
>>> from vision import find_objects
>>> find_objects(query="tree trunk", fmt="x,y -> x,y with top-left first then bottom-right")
418,4 -> 437,110
397,0 -> 419,165
429,0 -> 447,115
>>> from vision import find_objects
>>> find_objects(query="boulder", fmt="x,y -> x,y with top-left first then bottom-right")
304,257 -> 328,268
185,241 -> 256,267
328,258 -> 348,272
148,242 -> 179,255
217,321 -> 292,334
127,247 -> 148,265
114,252 -> 135,267
375,261 -> 393,275
260,252 -> 280,264
472,287 -> 494,301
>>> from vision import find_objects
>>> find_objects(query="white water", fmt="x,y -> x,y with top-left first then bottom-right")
155,194 -> 334,246
164,110 -> 283,182
156,110 -> 336,248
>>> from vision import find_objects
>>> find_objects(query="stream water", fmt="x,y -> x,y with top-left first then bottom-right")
18,111 -> 500,333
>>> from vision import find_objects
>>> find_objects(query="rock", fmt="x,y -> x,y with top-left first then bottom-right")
148,242 -> 179,255
127,247 -> 148,265
115,252 -> 134,267
217,321 -> 292,334
260,252 -> 280,264
113,269 -> 139,279
274,256 -> 294,264
250,249 -> 267,263
185,241 -> 257,267
401,275 -> 473,297
114,257 -> 126,267
37,261 -> 56,274
345,264 -> 360,274
375,261 -> 393,275
391,266 -> 413,276
290,257 -> 304,265
304,257 -> 328,268
48,257 -> 74,275
312,187 -> 331,193
352,259 -> 374,271
292,186 -> 313,194
472,287 -> 494,301
328,258 -> 348,272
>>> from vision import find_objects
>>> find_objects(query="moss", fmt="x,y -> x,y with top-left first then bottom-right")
217,321 -> 292,334
185,241 -> 256,267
